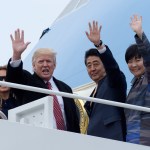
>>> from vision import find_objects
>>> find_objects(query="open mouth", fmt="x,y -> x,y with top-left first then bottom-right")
42,69 -> 50,75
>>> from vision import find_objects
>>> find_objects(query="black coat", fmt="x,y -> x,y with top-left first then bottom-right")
6,60 -> 80,133
1,95 -> 17,118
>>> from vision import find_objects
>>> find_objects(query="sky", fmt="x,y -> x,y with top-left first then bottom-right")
0,0 -> 70,66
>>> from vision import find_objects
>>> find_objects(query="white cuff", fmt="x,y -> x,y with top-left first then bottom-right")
97,45 -> 107,54
10,58 -> 21,67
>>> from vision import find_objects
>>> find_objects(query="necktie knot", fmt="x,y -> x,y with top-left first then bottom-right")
46,81 -> 52,90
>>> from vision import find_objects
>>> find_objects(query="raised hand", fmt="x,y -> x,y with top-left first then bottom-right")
10,29 -> 31,60
130,15 -> 143,39
85,21 -> 102,46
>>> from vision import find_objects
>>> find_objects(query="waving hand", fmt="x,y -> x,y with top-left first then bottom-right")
130,15 -> 143,39
10,29 -> 31,60
86,21 -> 102,46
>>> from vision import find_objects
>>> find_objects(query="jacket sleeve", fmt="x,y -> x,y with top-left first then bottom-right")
6,59 -> 30,106
99,45 -> 127,89
135,33 -> 150,83
6,59 -> 24,84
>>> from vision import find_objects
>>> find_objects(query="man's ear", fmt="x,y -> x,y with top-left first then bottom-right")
54,62 -> 56,69
32,63 -> 36,72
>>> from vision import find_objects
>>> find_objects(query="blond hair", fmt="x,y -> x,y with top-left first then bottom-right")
32,48 -> 57,65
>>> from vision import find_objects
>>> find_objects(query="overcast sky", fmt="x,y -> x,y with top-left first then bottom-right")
0,0 -> 70,66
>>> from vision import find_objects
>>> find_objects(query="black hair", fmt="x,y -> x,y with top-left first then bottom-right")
125,44 -> 142,63
84,48 -> 101,65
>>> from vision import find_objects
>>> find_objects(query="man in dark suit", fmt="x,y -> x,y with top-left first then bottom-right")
84,21 -> 127,141
6,29 -> 80,133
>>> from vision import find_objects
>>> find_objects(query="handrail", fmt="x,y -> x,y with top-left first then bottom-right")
0,81 -> 150,113
0,111 -> 7,119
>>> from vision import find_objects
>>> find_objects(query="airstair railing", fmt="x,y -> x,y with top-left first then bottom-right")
0,81 -> 150,113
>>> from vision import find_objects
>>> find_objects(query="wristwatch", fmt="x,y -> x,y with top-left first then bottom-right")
94,40 -> 103,48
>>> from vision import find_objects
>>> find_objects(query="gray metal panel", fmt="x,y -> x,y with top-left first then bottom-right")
0,120 -> 149,150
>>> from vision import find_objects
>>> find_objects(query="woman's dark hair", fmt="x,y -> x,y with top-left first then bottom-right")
0,65 -> 7,70
84,48 -> 101,65
125,44 -> 142,63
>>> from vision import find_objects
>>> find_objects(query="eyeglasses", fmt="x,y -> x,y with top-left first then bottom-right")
0,76 -> 6,81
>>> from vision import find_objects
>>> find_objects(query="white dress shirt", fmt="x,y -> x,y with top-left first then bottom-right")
49,78 -> 66,129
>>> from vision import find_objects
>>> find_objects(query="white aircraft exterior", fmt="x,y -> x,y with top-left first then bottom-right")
24,0 -> 150,94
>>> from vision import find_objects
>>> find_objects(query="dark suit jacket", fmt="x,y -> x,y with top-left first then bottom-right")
85,46 -> 127,141
6,60 -> 80,133
1,95 -> 18,118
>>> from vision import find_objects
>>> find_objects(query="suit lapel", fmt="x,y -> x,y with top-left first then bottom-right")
52,77 -> 69,104
33,73 -> 47,88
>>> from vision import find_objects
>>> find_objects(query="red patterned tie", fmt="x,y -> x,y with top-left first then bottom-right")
46,82 -> 65,130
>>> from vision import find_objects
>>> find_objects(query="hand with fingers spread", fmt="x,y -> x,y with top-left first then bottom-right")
10,29 -> 31,61
85,21 -> 102,47
130,15 -> 143,39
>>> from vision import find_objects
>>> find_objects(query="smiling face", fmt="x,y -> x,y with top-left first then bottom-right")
125,44 -> 145,78
127,57 -> 145,78
32,49 -> 56,81
86,56 -> 106,84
